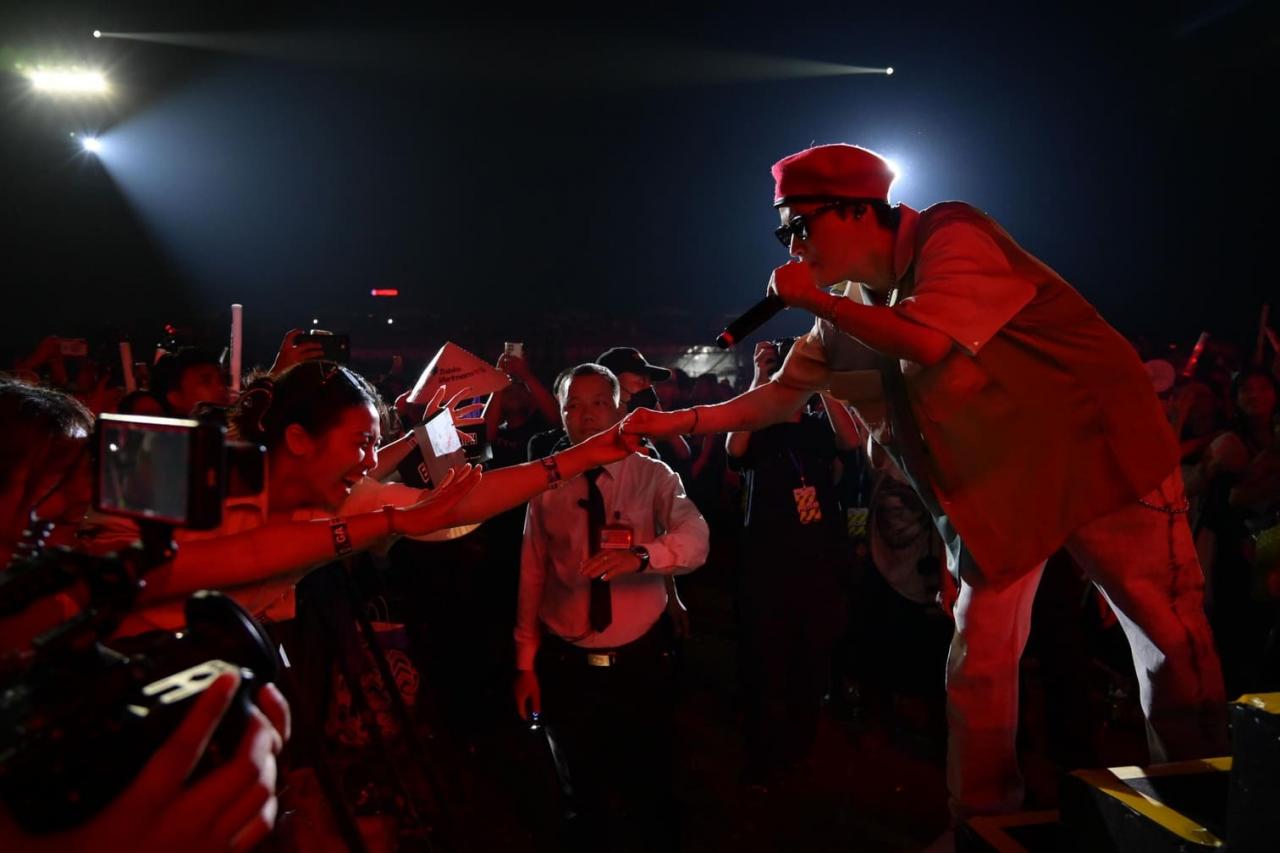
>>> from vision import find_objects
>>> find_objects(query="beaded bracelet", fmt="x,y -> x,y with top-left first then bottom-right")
541,454 -> 563,488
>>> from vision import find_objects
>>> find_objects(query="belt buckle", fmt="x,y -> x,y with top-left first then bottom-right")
586,652 -> 614,668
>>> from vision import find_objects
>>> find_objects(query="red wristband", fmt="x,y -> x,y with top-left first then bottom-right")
329,519 -> 353,556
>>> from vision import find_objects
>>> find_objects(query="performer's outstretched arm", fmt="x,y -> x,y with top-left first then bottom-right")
624,378 -> 811,441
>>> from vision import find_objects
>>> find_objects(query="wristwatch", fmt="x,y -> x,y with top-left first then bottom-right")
631,545 -> 651,573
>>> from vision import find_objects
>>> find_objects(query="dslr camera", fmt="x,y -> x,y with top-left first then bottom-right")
0,414 -> 276,834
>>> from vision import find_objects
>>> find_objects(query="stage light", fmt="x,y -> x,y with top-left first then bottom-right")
82,137 -> 102,154
27,67 -> 109,95
93,30 -> 102,39
371,288 -> 400,297
312,318 -> 319,325
386,318 -> 395,325
886,67 -> 894,76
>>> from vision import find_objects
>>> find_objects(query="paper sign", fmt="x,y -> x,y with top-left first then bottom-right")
411,410 -> 469,497
423,408 -> 463,457
409,342 -> 510,404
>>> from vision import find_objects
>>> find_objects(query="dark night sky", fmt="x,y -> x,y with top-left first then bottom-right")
2,1 -> 1276,358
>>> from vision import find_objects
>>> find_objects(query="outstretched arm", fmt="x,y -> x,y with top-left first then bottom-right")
447,423 -> 643,524
627,378 -> 812,442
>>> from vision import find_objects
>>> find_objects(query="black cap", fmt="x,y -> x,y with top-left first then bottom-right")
596,347 -> 671,382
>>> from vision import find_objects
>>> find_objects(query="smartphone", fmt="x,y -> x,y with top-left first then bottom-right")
59,338 -> 89,358
298,331 -> 351,364
504,341 -> 524,359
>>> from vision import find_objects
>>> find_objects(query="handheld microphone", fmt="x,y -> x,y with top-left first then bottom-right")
714,294 -> 785,350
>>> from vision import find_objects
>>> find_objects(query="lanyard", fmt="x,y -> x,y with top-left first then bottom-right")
784,447 -> 808,487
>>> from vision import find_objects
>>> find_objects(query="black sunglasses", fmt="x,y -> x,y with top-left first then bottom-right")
774,201 -> 848,248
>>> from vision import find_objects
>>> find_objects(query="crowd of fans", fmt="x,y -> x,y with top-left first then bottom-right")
2,315 -> 1277,850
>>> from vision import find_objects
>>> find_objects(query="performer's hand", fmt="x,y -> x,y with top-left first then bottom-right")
513,670 -> 542,720
573,423 -> 646,467
621,407 -> 693,441
580,548 -> 644,581
767,261 -> 825,314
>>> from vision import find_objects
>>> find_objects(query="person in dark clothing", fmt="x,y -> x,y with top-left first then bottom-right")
725,339 -> 859,785
597,346 -> 692,468
1195,368 -> 1279,693
487,351 -> 560,469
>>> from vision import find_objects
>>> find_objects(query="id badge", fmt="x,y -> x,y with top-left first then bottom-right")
599,525 -> 634,550
792,486 -> 823,525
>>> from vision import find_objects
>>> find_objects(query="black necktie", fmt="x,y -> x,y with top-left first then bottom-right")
580,468 -> 612,632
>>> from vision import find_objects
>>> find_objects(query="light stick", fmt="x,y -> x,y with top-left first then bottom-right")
230,303 -> 243,394
1181,331 -> 1210,379
119,341 -> 136,392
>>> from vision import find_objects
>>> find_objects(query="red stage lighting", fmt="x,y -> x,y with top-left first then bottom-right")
370,288 -> 400,297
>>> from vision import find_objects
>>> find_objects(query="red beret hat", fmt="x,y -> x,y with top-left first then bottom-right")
772,144 -> 896,206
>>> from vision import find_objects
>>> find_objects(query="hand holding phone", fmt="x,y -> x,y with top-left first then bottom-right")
271,329 -> 350,377
301,331 -> 351,364
753,341 -> 780,377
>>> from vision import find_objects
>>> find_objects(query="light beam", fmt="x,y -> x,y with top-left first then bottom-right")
91,29 -> 893,88
26,67 -> 109,95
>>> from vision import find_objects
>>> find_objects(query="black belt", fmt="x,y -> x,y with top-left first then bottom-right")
540,616 -> 672,669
